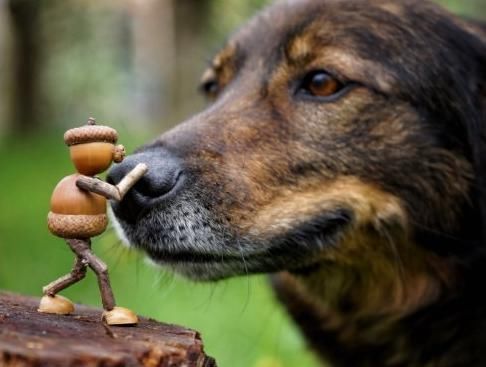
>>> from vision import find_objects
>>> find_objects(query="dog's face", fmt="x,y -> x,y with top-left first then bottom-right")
109,0 -> 485,303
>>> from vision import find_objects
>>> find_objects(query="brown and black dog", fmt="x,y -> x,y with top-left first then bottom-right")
108,0 -> 486,366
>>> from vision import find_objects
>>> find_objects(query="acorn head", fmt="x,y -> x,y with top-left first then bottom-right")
64,118 -> 120,175
48,174 -> 107,238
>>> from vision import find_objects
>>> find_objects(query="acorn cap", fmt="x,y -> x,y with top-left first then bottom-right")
64,119 -> 118,146
48,212 -> 108,238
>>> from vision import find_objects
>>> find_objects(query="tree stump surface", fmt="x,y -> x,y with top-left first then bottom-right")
0,292 -> 216,367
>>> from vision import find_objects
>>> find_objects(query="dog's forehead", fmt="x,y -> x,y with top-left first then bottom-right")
212,0 -> 462,95
233,0 -> 446,55
218,0 -> 408,90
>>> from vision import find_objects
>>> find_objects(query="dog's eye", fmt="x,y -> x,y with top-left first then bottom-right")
298,71 -> 343,98
200,79 -> 220,99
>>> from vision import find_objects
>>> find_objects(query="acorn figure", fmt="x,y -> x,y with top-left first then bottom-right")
39,117 -> 147,326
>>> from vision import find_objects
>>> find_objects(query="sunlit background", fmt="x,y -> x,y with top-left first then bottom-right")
0,1 -> 484,366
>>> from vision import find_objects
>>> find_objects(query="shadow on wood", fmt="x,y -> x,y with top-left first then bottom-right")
0,292 -> 216,367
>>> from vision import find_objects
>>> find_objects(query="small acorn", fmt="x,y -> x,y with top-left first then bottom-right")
64,118 -> 125,176
103,306 -> 139,325
47,174 -> 108,238
47,118 -> 127,238
38,294 -> 75,315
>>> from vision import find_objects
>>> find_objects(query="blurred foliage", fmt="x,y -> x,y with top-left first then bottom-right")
38,1 -> 132,132
439,0 -> 486,18
0,1 -> 484,367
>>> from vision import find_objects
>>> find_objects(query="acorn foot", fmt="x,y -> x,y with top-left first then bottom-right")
38,294 -> 75,315
103,306 -> 138,326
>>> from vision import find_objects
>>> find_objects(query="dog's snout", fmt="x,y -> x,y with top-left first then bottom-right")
108,149 -> 183,223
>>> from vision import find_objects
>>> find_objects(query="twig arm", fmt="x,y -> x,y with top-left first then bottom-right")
116,163 -> 148,199
76,176 -> 121,201
75,163 -> 148,202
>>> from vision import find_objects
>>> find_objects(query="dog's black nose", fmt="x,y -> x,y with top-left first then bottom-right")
107,149 -> 183,223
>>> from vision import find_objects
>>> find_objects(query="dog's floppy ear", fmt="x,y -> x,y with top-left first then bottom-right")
477,44 -> 486,245
462,19 -> 486,246
430,17 -> 486,251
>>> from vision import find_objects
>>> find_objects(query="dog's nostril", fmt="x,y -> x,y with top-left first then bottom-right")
133,170 -> 181,198
106,174 -> 116,186
107,149 -> 183,223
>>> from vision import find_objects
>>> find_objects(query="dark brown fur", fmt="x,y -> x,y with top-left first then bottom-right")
110,0 -> 486,366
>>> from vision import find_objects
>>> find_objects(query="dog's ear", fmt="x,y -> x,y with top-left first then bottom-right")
477,41 -> 486,245
462,18 -> 486,43
462,19 -> 486,246
434,18 -> 486,250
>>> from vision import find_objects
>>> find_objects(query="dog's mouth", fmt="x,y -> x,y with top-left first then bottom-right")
113,198 -> 353,280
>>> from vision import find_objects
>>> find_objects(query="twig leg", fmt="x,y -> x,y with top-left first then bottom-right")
85,252 -> 116,311
66,239 -> 116,311
42,256 -> 88,296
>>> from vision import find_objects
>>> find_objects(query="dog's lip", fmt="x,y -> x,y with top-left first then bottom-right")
141,208 -> 352,267
145,248 -> 258,264
145,246 -> 326,278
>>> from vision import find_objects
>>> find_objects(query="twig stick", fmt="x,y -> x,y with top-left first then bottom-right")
75,163 -> 148,202
76,176 -> 121,201
67,239 -> 116,311
42,256 -> 88,296
102,321 -> 117,339
116,163 -> 148,199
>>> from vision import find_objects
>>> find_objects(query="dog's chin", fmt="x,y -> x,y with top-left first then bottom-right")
151,257 -> 262,281
111,199 -> 352,281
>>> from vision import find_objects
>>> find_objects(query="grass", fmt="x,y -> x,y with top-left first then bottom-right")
0,132 -> 320,367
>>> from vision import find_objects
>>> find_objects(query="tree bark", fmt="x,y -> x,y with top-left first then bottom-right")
0,292 -> 216,367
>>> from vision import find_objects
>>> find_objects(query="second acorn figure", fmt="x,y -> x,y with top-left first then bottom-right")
39,117 -> 148,326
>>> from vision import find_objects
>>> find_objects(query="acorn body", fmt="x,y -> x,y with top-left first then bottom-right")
47,119 -> 126,239
47,174 -> 107,238
70,142 -> 115,176
64,123 -> 124,175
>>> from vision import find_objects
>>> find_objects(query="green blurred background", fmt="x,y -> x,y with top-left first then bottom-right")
0,1 -> 484,366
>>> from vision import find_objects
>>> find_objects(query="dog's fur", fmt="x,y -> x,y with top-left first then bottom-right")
111,0 -> 486,365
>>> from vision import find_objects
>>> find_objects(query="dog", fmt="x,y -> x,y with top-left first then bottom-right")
108,0 -> 486,365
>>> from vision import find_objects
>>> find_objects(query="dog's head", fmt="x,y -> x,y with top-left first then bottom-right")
109,0 -> 486,304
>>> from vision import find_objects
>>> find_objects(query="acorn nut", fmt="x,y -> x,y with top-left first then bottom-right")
64,122 -> 119,175
103,306 -> 139,325
47,174 -> 107,238
38,295 -> 75,315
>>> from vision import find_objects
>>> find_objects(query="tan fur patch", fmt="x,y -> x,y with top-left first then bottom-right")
376,1 -> 404,16
248,176 -> 457,324
284,26 -> 395,93
286,32 -> 314,65
201,42 -> 239,91
247,176 -> 407,237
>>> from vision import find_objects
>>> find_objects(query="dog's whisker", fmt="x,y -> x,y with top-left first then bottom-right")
410,219 -> 480,246
134,252 -> 143,288
110,241 -> 131,270
151,267 -> 175,292
236,239 -> 252,315
380,224 -> 406,293
100,239 -> 124,256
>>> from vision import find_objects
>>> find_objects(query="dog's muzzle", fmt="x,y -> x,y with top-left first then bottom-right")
107,148 -> 184,224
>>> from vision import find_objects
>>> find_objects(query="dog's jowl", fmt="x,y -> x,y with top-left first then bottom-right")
108,0 -> 486,366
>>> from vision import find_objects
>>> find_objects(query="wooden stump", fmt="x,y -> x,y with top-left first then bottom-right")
0,292 -> 216,367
